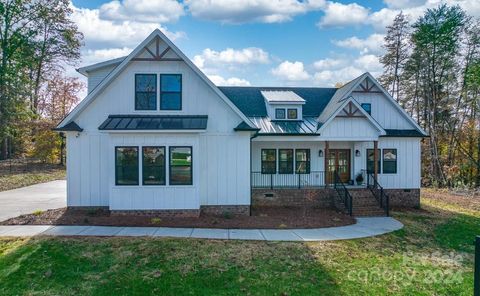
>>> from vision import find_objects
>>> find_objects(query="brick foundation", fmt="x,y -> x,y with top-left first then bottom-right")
251,189 -> 335,207
200,205 -> 250,216
111,209 -> 200,218
384,189 -> 420,208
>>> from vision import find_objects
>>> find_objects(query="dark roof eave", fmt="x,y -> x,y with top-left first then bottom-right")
52,121 -> 83,132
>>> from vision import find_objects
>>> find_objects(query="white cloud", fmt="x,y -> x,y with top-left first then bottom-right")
193,47 -> 270,69
185,0 -> 325,24
313,58 -> 347,70
317,2 -> 369,28
71,5 -> 185,49
271,61 -> 310,81
333,33 -> 385,55
81,47 -> 132,65
208,75 -> 251,86
383,0 -> 426,9
99,0 -> 185,23
312,54 -> 382,86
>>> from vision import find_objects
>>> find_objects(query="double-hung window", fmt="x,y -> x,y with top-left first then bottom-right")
287,109 -> 297,119
169,147 -> 192,185
383,149 -> 397,174
295,149 -> 310,174
142,147 -> 166,185
261,149 -> 276,174
161,74 -> 182,110
278,149 -> 294,174
366,149 -> 381,174
115,147 -> 139,185
275,108 -> 286,120
135,74 -> 157,110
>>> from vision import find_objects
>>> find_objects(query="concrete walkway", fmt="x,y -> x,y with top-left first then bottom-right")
0,217 -> 403,241
0,180 -> 66,221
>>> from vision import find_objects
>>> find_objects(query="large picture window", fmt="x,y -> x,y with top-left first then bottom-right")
169,147 -> 192,185
295,149 -> 310,174
366,149 -> 381,174
279,149 -> 294,174
383,149 -> 397,174
261,149 -> 276,174
135,74 -> 157,110
161,74 -> 182,110
115,147 -> 139,185
142,147 -> 166,185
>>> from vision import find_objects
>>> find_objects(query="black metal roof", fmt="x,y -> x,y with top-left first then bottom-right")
250,117 -> 320,135
98,115 -> 208,131
383,129 -> 427,137
219,87 -> 337,117
52,121 -> 83,132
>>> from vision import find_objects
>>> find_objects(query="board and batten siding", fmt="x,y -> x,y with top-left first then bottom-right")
86,64 -> 118,94
321,117 -> 379,141
352,92 -> 413,130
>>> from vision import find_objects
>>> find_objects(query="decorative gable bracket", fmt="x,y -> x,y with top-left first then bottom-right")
132,37 -> 182,62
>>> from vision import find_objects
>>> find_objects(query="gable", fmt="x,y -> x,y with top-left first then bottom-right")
58,29 -> 254,130
320,116 -> 380,140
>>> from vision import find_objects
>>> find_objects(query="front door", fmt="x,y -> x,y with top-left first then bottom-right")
327,149 -> 351,184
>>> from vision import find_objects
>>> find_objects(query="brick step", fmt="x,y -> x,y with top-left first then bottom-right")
354,211 -> 386,217
353,200 -> 379,206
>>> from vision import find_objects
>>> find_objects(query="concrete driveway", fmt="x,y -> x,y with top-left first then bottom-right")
0,180 -> 66,221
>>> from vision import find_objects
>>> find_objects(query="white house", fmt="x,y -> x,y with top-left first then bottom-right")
55,29 -> 427,217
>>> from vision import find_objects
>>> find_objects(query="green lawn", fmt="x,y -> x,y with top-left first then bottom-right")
0,191 -> 477,295
0,169 -> 65,192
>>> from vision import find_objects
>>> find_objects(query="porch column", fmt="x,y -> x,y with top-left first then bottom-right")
324,141 -> 329,185
373,140 -> 378,180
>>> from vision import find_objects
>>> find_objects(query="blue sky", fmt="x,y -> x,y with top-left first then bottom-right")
69,0 -> 479,87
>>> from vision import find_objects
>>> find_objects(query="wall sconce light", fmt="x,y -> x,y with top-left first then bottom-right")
318,149 -> 323,157
355,149 -> 361,157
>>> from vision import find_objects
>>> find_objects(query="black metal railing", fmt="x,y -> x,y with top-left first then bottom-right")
333,171 -> 353,216
475,236 -> 480,296
366,172 -> 390,216
251,171 -> 325,189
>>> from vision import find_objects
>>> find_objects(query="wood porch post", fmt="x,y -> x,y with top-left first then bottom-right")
325,141 -> 329,185
373,140 -> 378,180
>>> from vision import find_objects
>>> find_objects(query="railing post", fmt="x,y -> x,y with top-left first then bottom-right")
270,174 -> 273,190
298,173 -> 301,189
386,193 -> 389,216
475,236 -> 480,296
380,188 -> 383,208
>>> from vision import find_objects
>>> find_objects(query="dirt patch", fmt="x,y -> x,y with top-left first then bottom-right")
422,188 -> 480,211
0,206 -> 355,229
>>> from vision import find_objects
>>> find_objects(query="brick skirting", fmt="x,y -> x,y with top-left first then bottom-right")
384,189 -> 420,208
110,209 -> 200,218
251,189 -> 335,207
200,205 -> 250,216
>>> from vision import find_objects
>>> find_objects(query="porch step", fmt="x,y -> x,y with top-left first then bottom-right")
349,188 -> 386,217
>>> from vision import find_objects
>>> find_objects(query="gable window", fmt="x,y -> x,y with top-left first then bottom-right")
275,108 -> 286,120
261,149 -> 276,174
383,149 -> 397,174
279,149 -> 294,174
361,103 -> 371,115
115,147 -> 139,185
366,149 -> 381,174
135,74 -> 157,110
142,147 -> 166,185
161,74 -> 182,110
295,149 -> 310,174
169,147 -> 192,185
287,108 -> 298,119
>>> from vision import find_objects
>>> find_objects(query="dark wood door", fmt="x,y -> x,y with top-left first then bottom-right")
327,149 -> 351,183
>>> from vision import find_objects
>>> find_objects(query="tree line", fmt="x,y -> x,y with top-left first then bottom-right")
380,4 -> 480,188
0,0 -> 83,163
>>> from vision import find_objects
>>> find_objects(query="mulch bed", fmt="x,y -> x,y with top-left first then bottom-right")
0,206 -> 355,229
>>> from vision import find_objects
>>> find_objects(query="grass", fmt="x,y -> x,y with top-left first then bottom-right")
0,169 -> 65,192
0,190 -> 478,295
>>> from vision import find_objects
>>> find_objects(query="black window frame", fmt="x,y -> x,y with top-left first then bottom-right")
275,108 -> 286,120
261,149 -> 276,174
287,108 -> 298,119
135,74 -> 157,111
169,146 -> 193,185
295,149 -> 310,174
142,146 -> 166,186
361,103 -> 372,115
382,149 -> 397,174
278,149 -> 294,174
366,149 -> 381,174
160,74 -> 182,111
115,146 -> 139,186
